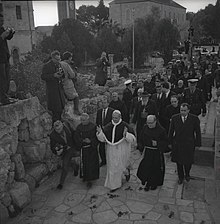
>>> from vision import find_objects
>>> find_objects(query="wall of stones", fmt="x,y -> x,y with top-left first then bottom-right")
0,97 -> 58,219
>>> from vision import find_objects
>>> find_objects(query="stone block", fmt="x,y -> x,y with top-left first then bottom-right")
7,171 -> 15,185
0,191 -> 11,207
40,112 -> 52,132
9,162 -> 15,172
0,202 -> 9,222
18,128 -> 30,142
0,121 -> 12,139
24,174 -> 36,192
29,117 -> 44,140
26,163 -> 48,183
45,157 -> 60,173
11,154 -> 25,180
9,182 -> 31,209
20,141 -> 43,163
18,119 -> 29,130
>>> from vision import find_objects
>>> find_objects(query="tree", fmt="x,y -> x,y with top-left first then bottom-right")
41,19 -> 97,65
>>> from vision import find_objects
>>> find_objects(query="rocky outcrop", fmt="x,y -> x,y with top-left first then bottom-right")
0,97 -> 56,217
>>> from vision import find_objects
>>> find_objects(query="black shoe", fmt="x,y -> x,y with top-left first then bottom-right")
185,176 -> 190,182
56,184 -> 63,190
178,179 -> 183,185
144,185 -> 150,192
73,165 -> 79,176
125,169 -> 130,182
150,186 -> 157,190
99,162 -> 106,167
110,188 -> 118,193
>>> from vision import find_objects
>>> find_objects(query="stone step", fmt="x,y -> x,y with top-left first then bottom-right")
194,146 -> 214,167
202,134 -> 215,147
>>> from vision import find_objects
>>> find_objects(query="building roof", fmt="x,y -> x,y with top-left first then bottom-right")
109,0 -> 186,9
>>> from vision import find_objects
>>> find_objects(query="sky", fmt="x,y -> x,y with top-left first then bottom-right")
33,0 -> 217,26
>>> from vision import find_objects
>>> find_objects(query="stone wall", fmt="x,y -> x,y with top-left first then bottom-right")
0,97 -> 57,220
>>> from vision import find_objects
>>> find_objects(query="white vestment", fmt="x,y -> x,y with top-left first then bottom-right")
97,129 -> 136,190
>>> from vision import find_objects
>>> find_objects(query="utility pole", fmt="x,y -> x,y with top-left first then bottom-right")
132,8 -> 135,71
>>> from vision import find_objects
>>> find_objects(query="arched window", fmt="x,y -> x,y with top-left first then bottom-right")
12,48 -> 20,65
126,9 -> 131,23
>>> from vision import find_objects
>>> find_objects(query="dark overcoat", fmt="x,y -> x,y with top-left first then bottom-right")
41,60 -> 66,113
94,58 -> 110,86
168,113 -> 201,165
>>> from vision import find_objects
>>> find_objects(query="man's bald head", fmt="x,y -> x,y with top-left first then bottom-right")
146,115 -> 157,128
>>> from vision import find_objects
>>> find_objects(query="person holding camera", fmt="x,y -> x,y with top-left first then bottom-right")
94,51 -> 110,86
41,50 -> 66,122
0,13 -> 15,105
60,51 -> 80,115
50,120 -> 79,190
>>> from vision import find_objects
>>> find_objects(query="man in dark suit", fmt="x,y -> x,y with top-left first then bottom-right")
0,14 -> 15,105
122,79 -> 133,123
96,97 -> 114,166
168,103 -> 201,184
132,91 -> 158,151
50,120 -> 79,189
159,82 -> 176,129
41,50 -> 66,122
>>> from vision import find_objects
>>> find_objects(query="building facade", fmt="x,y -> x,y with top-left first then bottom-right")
109,0 -> 188,40
57,0 -> 76,23
0,0 -> 35,64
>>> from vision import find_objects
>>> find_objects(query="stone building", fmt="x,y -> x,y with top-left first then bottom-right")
0,0 -> 35,64
57,0 -> 76,22
109,0 -> 188,40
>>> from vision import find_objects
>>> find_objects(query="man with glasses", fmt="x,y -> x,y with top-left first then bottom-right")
168,103 -> 201,184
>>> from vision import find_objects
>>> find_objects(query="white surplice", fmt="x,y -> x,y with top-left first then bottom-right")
97,129 -> 136,190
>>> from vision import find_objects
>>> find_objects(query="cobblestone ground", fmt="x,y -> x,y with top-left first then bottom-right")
6,147 -> 215,224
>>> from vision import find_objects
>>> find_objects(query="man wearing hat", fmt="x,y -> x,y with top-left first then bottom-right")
122,80 -> 133,123
0,13 -> 15,105
132,91 -> 158,152
182,79 -> 206,116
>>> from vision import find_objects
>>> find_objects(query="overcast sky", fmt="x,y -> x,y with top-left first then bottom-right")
33,0 -> 217,26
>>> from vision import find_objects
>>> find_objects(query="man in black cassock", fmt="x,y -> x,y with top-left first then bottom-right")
132,91 -> 158,151
137,115 -> 168,191
75,113 -> 99,188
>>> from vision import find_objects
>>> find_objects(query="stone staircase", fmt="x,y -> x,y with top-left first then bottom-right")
194,102 -> 216,167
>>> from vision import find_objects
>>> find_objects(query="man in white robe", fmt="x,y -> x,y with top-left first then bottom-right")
97,110 -> 136,192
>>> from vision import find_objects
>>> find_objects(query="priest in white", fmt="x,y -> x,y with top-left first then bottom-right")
97,110 -> 136,192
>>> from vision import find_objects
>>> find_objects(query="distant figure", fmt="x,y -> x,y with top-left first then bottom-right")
0,13 -> 15,105
137,115 -> 168,191
94,52 -> 110,86
117,58 -> 131,78
74,113 -> 100,188
168,103 -> 201,185
97,110 -> 136,192
41,50 -> 66,122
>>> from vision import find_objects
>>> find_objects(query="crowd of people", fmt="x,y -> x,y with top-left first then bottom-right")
45,50 -> 220,192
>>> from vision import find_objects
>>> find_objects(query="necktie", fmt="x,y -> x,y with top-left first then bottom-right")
102,109 -> 105,125
183,116 -> 186,123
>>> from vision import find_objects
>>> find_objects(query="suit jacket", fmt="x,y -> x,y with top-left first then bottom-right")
96,107 -> 114,127
168,113 -> 201,164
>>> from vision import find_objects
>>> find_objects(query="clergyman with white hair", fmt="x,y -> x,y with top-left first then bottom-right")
97,110 -> 136,192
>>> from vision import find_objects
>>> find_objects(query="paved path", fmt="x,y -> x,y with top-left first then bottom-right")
6,149 -> 215,224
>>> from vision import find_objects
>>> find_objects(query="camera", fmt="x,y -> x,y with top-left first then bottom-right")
7,27 -> 15,35
58,67 -> 65,78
